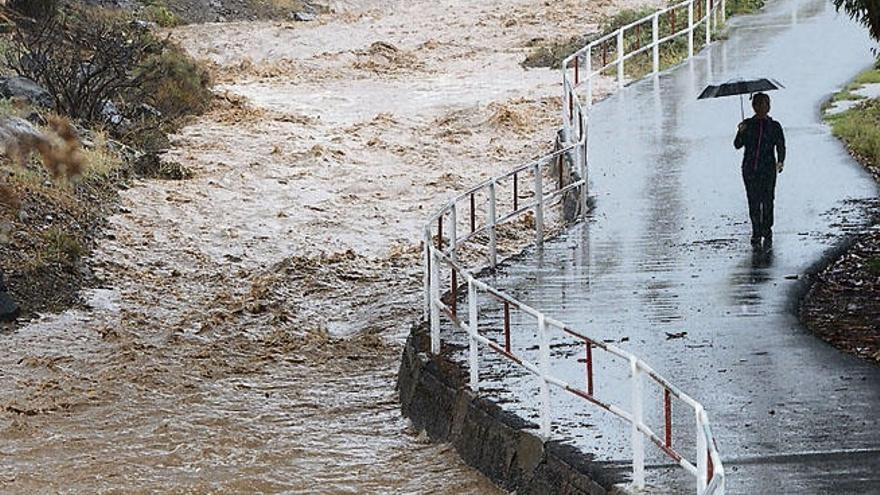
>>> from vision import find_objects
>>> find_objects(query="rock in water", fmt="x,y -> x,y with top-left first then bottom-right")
0,274 -> 18,322
0,291 -> 18,322
291,11 -> 316,21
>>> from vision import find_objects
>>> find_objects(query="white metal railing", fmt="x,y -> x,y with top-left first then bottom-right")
422,0 -> 728,493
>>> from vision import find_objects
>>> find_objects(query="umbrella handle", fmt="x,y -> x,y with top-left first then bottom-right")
740,94 -> 744,121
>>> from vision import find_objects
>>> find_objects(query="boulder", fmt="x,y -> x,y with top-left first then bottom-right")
0,292 -> 19,322
291,11 -> 316,21
0,76 -> 54,108
101,100 -> 132,133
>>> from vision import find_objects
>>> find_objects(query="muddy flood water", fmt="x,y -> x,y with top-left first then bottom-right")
0,0 -> 667,493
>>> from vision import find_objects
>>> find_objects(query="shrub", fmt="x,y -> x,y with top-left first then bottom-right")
725,0 -> 765,16
6,8 -> 161,122
522,35 -> 592,69
137,42 -> 213,120
41,226 -> 84,265
5,5 -> 212,143
141,2 -> 182,28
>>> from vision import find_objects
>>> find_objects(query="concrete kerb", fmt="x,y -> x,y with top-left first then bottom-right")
397,322 -> 627,494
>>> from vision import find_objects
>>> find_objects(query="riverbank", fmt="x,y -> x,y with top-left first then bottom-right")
0,2 -> 218,323
799,65 -> 880,365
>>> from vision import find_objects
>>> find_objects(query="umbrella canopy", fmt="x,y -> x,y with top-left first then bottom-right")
697,77 -> 785,119
697,77 -> 785,99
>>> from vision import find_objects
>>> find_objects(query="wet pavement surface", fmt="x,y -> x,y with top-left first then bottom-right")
445,0 -> 880,493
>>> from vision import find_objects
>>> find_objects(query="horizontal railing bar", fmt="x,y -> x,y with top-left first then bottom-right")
564,385 -> 634,423
657,28 -> 692,45
496,202 -> 539,225
475,333 -> 542,376
435,299 -> 468,331
485,339 -> 525,366
622,43 -> 654,61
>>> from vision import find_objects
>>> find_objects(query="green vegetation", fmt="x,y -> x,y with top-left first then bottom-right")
868,257 -> 880,276
40,226 -> 85,266
824,66 -> 880,169
138,43 -> 213,120
522,35 -> 592,68
854,65 -> 880,84
141,1 -> 182,27
827,97 -> 880,168
725,0 -> 765,16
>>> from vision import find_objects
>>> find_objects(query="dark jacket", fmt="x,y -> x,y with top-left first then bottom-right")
734,116 -> 786,176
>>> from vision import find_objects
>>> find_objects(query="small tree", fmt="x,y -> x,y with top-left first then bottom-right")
6,9 -> 163,124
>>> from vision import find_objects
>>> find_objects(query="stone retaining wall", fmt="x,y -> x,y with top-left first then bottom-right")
397,323 -> 627,494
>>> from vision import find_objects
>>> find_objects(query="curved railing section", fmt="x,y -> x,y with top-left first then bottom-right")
422,1 -> 728,493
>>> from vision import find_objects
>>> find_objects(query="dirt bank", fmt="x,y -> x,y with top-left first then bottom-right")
0,0 -> 659,492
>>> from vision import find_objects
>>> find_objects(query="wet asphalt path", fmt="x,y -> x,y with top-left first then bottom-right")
447,0 -> 880,492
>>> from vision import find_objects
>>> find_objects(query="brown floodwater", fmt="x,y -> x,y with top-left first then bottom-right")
0,0 -> 659,492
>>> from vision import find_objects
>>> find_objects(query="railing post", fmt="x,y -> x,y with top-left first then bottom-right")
585,46 -> 593,108
630,358 -> 645,490
467,278 -> 479,391
580,149 -> 588,220
488,181 -> 497,268
538,314 -> 551,439
429,249 -> 441,354
423,227 -> 432,318
562,73 -> 572,140
616,29 -> 625,87
579,112 -> 588,221
705,0 -> 712,44
712,0 -> 718,32
696,406 -> 708,493
449,203 -> 457,261
688,0 -> 695,57
534,163 -> 544,245
652,13 -> 660,74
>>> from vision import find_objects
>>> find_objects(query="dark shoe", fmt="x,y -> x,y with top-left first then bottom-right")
763,235 -> 773,250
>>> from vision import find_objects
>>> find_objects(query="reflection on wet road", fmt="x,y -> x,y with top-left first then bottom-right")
449,0 -> 880,492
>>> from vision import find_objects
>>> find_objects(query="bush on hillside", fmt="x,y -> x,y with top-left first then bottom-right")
4,5 -> 212,147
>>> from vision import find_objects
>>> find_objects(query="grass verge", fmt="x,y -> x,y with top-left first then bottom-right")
824,65 -> 880,176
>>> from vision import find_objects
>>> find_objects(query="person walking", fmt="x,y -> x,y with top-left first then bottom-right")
734,92 -> 786,249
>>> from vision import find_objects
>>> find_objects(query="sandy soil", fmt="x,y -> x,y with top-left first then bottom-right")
0,0 -> 660,492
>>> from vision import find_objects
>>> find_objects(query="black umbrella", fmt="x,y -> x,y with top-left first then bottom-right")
697,77 -> 785,119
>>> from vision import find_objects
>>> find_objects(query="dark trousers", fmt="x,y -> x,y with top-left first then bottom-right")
743,169 -> 777,238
